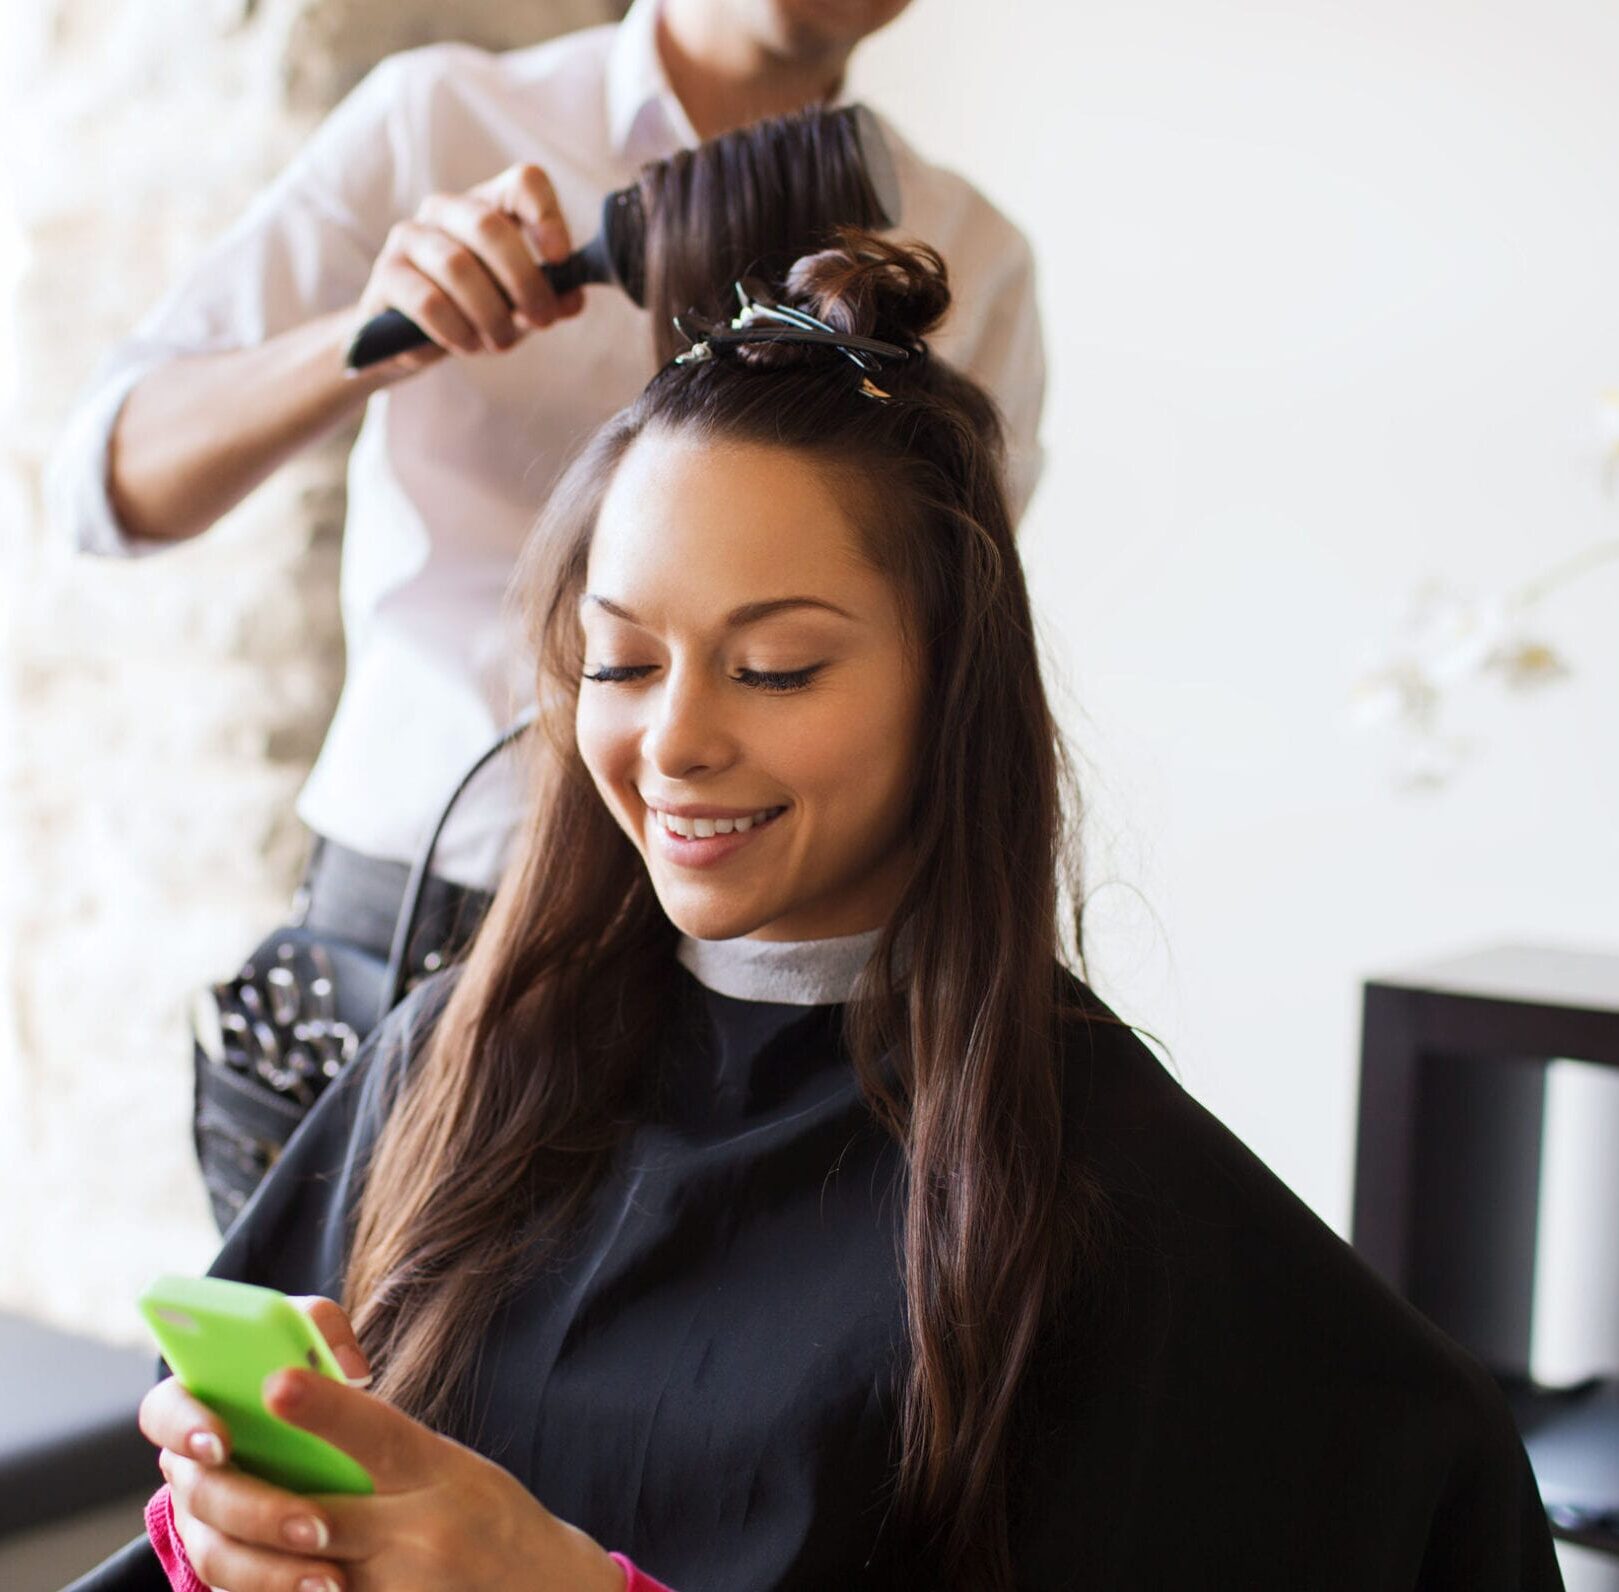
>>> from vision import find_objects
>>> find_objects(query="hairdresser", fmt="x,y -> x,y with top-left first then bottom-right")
47,0 -> 1045,1222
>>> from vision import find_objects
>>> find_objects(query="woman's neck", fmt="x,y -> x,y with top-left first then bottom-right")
657,0 -> 848,140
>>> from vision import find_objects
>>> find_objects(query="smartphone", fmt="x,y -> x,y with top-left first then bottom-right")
138,1275 -> 373,1495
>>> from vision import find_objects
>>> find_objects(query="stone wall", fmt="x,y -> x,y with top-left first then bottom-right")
0,0 -> 616,1342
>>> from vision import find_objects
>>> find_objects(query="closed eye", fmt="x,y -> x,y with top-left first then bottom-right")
582,664 -> 825,692
735,665 -> 824,693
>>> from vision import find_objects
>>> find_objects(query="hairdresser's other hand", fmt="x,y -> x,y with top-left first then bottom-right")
154,1357 -> 622,1592
354,162 -> 586,377
141,1295 -> 373,1590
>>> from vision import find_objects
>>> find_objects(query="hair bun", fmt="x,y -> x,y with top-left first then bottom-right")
782,227 -> 951,347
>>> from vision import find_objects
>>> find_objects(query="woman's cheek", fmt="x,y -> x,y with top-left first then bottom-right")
814,685 -> 908,794
837,682 -> 923,855
575,699 -> 639,824
574,707 -> 603,787
770,691 -> 860,770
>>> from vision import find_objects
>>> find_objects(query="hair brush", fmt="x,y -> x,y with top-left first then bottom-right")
344,102 -> 901,371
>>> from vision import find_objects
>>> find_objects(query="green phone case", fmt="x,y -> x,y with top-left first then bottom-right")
138,1275 -> 373,1496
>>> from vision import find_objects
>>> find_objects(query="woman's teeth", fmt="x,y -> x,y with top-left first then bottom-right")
654,808 -> 779,839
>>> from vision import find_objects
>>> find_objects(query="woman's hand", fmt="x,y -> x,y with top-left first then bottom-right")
140,1295 -> 621,1592
140,1296 -> 367,1589
353,162 -> 587,378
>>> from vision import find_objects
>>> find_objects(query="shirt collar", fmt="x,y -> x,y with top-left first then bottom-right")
607,0 -> 854,165
677,926 -> 889,1006
607,0 -> 700,163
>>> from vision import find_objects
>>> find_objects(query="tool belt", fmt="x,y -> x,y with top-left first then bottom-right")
190,715 -> 531,1232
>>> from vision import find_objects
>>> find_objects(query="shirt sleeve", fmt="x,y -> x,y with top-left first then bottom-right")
608,1552 -> 677,1591
148,1496 -> 677,1589
43,49 -> 419,559
144,1487 -> 207,1592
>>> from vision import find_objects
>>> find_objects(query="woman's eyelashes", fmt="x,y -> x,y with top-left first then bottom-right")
733,664 -> 824,693
581,663 -> 826,693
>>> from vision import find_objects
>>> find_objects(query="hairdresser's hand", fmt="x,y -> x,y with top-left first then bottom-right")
353,163 -> 587,377
148,1309 -> 621,1592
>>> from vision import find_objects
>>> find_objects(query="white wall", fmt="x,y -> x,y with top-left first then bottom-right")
852,0 -> 1619,1237
853,18 -> 1619,1581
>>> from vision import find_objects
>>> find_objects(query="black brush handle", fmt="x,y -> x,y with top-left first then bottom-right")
344,245 -> 603,370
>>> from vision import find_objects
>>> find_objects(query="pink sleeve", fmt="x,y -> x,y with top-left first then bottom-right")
146,1486 -> 209,1592
609,1549 -> 677,1591
150,1480 -> 674,1592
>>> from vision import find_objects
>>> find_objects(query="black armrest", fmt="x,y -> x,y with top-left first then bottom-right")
0,1313 -> 156,1538
60,1533 -> 168,1592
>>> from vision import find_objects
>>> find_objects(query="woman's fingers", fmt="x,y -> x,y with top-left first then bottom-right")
163,1450 -> 340,1562
262,1369 -> 430,1494
174,1501 -> 345,1592
139,1376 -> 230,1467
289,1296 -> 371,1385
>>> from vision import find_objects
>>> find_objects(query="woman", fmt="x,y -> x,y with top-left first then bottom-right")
114,233 -> 1561,1592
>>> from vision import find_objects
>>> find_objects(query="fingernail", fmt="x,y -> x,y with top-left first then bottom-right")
334,1345 -> 371,1383
188,1430 -> 224,1465
282,1515 -> 329,1551
296,1578 -> 339,1592
540,220 -> 569,260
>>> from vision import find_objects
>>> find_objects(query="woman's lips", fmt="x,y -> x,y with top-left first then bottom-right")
645,804 -> 786,869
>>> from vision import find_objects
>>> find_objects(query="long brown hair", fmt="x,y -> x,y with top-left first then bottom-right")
345,230 -> 1113,1589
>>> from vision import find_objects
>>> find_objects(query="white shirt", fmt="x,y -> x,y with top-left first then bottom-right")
46,0 -> 1046,889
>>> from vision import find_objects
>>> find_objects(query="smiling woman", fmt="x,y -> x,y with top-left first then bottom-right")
89,229 -> 1563,1592
577,436 -> 923,941
340,231 -> 1083,1588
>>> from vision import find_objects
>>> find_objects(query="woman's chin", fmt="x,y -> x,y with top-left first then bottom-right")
653,884 -> 776,943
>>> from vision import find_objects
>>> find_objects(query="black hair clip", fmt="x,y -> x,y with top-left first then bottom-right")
672,282 -> 910,399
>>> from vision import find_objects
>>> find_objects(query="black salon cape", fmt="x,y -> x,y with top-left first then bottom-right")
76,966 -> 1562,1592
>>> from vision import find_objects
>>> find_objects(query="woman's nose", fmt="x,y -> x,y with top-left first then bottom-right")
642,669 -> 736,780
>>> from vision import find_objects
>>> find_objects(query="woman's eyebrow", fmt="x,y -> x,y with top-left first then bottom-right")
580,594 -> 856,626
724,596 -> 856,627
579,594 -> 640,621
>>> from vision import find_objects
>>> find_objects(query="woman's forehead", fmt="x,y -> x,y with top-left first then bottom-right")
585,430 -> 881,617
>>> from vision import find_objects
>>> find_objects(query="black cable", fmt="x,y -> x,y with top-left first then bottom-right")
378,708 -> 537,1025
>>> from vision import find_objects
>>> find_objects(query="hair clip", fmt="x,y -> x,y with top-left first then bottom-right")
670,281 -> 911,393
